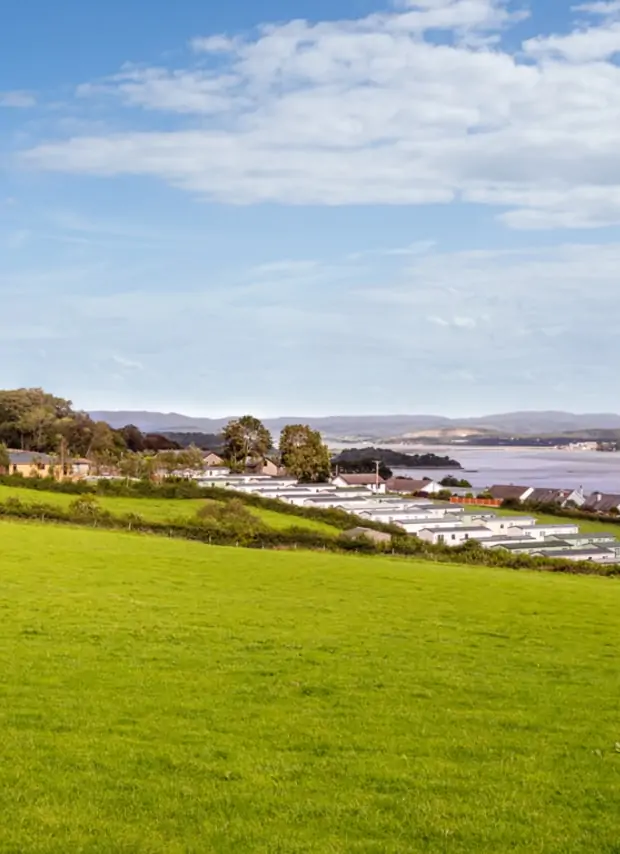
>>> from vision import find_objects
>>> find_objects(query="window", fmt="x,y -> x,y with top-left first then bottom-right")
451,534 -> 456,540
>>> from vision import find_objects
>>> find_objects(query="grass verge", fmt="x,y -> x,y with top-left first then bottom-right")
1,521 -> 620,852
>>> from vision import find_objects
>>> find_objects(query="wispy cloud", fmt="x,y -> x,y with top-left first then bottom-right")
0,90 -> 36,108
17,0 -> 620,228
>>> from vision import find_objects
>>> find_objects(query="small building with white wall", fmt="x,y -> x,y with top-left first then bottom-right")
507,523 -> 579,541
418,526 -> 494,546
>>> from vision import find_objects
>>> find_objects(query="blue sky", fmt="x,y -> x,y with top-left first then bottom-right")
2,0 -> 620,417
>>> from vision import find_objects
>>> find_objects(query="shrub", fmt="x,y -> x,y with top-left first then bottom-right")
69,495 -> 110,522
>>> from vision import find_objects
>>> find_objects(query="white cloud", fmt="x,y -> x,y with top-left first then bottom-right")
19,0 -> 620,227
573,1 -> 620,17
1,90 -> 36,108
77,66 -> 241,115
523,20 -> 620,61
109,354 -> 144,371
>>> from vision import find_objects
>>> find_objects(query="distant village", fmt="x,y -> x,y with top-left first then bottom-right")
4,446 -> 620,566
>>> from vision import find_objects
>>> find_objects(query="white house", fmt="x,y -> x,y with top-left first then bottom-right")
399,519 -> 467,535
548,532 -> 618,549
479,516 -> 537,536
507,523 -> 579,541
359,509 -> 434,522
332,474 -> 387,494
418,526 -> 494,546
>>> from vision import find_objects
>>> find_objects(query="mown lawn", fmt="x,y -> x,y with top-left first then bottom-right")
0,483 -> 337,535
1,521 -> 620,853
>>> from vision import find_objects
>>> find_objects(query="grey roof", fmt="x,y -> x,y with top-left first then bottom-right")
421,526 -> 491,534
8,450 -> 55,464
583,493 -> 620,513
509,523 -> 577,530
532,548 -> 615,559
305,495 -> 361,503
362,508 -> 432,516
528,487 -> 578,504
490,541 -> 569,551
488,485 -> 532,500
550,532 -> 617,542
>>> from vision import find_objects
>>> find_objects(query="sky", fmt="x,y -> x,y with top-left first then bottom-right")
2,0 -> 620,417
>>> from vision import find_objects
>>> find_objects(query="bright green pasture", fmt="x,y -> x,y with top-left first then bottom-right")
0,483 -> 336,534
1,521 -> 620,853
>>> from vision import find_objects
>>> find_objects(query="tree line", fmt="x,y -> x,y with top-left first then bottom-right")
0,389 -> 334,483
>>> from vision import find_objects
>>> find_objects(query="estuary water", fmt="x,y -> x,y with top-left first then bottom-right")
386,446 -> 620,494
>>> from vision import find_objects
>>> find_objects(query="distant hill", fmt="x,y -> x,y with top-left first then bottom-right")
89,410 -> 620,441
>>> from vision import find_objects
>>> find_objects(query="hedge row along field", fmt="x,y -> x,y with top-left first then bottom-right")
0,495 -> 618,577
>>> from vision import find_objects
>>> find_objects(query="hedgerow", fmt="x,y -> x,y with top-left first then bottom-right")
0,496 -> 617,578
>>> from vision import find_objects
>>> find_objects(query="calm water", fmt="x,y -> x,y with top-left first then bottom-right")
388,446 -> 620,494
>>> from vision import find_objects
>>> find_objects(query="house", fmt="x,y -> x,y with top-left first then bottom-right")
479,516 -> 537,535
488,485 -> 534,503
358,508 -> 437,525
527,487 -> 585,508
245,458 -> 284,477
488,540 -> 572,554
332,474 -> 386,494
418,526 -> 494,546
386,476 -> 443,495
583,492 -> 620,514
203,451 -> 225,467
6,450 -> 56,478
70,458 -> 91,478
506,523 -> 579,540
480,536 -> 541,549
341,527 -> 392,545
548,532 -> 618,548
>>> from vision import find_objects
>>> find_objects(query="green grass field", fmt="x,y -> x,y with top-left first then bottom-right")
2,520 -> 620,853
0,483 -> 337,535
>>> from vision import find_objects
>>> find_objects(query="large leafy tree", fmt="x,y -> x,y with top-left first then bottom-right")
0,388 -> 73,451
279,424 -> 331,483
223,416 -> 273,472
0,442 -> 9,474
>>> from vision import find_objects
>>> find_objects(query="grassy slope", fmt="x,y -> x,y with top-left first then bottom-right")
2,521 -> 620,853
0,483 -> 337,535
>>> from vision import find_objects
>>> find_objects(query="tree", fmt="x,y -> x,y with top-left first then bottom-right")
279,424 -> 331,483
440,475 -> 473,489
180,445 -> 206,475
335,460 -> 392,480
118,452 -> 144,481
223,416 -> 273,472
0,443 -> 9,474
0,388 -> 73,451
121,424 -> 145,453
143,433 -> 181,451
